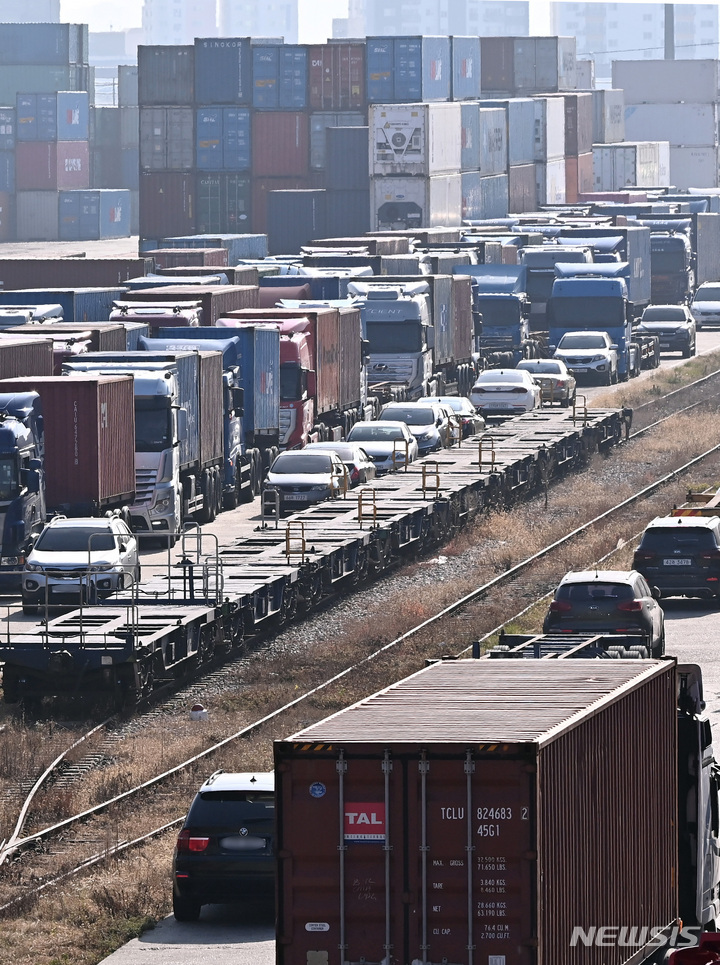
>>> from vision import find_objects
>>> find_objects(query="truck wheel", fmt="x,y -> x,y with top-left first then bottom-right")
252,450 -> 262,496
196,470 -> 214,524
22,602 -> 38,616
173,893 -> 201,922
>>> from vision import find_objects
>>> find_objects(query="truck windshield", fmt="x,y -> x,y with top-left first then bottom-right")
366,322 -> 423,354
652,251 -> 687,272
0,456 -> 18,500
135,400 -> 172,452
549,297 -> 625,328
476,300 -> 520,326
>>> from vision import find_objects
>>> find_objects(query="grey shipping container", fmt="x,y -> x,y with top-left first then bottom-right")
552,91 -> 593,156
0,374 -> 135,512
267,189 -> 327,255
613,59 -> 720,105
461,171 -> 509,221
590,88 -> 625,144
338,307 -> 362,411
0,107 -> 15,151
0,258 -> 149,290
16,192 -> 59,242
669,146 -> 720,190
509,163 -> 538,213
137,45 -> 194,106
0,288 -> 128,323
0,65 -> 89,106
481,36 -> 576,95
310,111 -> 365,170
696,213 -> 720,285
139,107 -> 193,170
275,658 -> 676,965
194,37 -> 253,105
195,173 -> 252,235
0,22 -> 87,66
326,126 -> 369,191
118,65 -> 138,107
159,233 -> 268,262
121,285 -> 259,326
325,190 -> 372,238
480,98 -> 535,166
533,95 -> 566,162
593,142 -> 667,191
120,106 -> 139,149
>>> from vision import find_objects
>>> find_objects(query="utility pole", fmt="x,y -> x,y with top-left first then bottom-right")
665,3 -> 675,59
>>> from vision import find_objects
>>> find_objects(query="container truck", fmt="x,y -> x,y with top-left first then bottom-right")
119,284 -> 260,325
547,273 -> 660,380
649,230 -> 694,304
62,351 -> 224,543
275,657 -> 720,965
136,326 -> 280,506
0,375 -> 136,586
218,306 -> 363,449
518,244 -> 594,326
635,212 -> 720,299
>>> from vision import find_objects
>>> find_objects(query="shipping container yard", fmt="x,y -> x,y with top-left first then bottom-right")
4,17 -> 720,965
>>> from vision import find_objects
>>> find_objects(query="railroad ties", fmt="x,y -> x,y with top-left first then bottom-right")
0,405 -> 632,709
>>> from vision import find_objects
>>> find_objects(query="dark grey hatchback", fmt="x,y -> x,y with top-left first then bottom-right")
633,515 -> 720,601
172,770 -> 275,921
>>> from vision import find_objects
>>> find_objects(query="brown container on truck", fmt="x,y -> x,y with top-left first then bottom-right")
146,248 -> 228,269
155,265 -> 259,287
0,375 -> 135,512
0,338 -> 54,378
275,659 -> 677,965
121,285 -> 259,326
6,323 -> 127,354
0,258 -> 151,290
196,350 -> 223,471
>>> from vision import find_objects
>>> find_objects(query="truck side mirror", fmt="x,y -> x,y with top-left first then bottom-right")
233,386 -> 244,415
307,370 -> 317,396
177,407 -> 188,443
361,339 -> 371,364
426,326 -> 435,349
20,468 -> 40,494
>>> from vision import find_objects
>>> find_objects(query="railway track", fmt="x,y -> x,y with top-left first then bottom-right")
2,371 -> 720,915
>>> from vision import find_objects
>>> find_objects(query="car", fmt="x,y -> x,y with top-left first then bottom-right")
303,441 -> 377,486
690,282 -> 720,329
637,304 -> 696,358
345,420 -> 420,474
172,770 -> 275,921
468,368 -> 542,415
263,449 -> 347,515
21,514 -> 139,614
552,330 -> 619,385
542,569 -> 665,657
378,401 -> 453,454
515,358 -> 577,407
417,395 -> 486,438
633,514 -> 720,601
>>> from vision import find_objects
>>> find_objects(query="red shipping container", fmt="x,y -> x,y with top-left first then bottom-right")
508,163 -> 538,213
0,258 -> 150,289
146,248 -> 229,269
16,141 -> 90,190
309,42 -> 366,111
252,176 -> 310,233
139,171 -> 195,240
577,151 -> 594,195
252,112 -> 310,177
0,338 -> 54,378
565,155 -> 579,204
578,191 -> 649,203
0,375 -> 136,512
121,284 -> 259,325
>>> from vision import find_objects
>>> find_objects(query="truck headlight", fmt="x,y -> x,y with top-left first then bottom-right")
151,495 -> 172,514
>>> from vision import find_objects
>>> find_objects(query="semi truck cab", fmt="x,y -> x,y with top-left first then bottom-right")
0,392 -> 44,584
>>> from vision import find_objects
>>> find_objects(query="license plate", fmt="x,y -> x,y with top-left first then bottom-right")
659,343 -> 671,349
571,367 -> 587,373
284,494 -> 307,502
663,558 -> 692,566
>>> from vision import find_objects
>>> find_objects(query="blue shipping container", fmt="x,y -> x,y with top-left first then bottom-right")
395,36 -> 450,102
451,37 -> 481,100
0,288 -> 128,322
196,107 -> 251,170
365,38 -> 394,103
57,91 -> 90,141
59,190 -> 131,241
460,102 -> 481,172
481,98 -> 536,166
195,108 -> 223,169
0,150 -> 14,193
0,108 -> 15,150
253,46 -> 308,110
461,172 -> 509,221
194,37 -> 252,104
121,148 -> 140,190
17,91 -> 89,141
160,234 -> 268,261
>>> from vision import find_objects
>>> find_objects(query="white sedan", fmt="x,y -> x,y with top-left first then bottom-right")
469,369 -> 542,416
346,421 -> 420,474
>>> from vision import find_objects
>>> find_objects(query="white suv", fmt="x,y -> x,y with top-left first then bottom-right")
22,514 -> 139,614
552,330 -> 619,385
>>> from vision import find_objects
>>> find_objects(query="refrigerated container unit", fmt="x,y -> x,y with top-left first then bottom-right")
369,102 -> 462,178
194,37 -> 252,104
461,171 -> 509,220
139,170 -> 195,240
267,189 -> 327,255
366,36 -> 451,103
370,174 -> 462,230
533,95 -> 566,162
450,35 -> 481,100
325,126 -> 369,190
613,58 -> 720,105
480,36 -> 576,95
137,45 -> 194,106
0,288 -> 128,322
58,189 -> 131,240
158,232 -> 267,262
536,157 -> 566,205
593,141 -> 669,191
195,107 -> 250,171
308,41 -> 365,111
252,111 -> 310,177
16,91 -> 89,141
252,45 -> 308,111
120,285 -> 259,326
16,141 -> 89,190
139,106 -> 193,171
310,111 -> 365,171
195,172 -> 252,235
275,658 -> 676,965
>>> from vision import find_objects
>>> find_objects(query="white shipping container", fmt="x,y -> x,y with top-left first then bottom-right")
369,102 -> 462,177
370,174 -> 462,230
536,158 -> 566,205
16,190 -> 59,241
533,96 -> 565,162
613,59 -> 720,105
669,146 -> 720,189
592,142 -> 667,191
478,107 -> 508,176
592,89 -> 624,144
576,59 -> 595,89
658,141 -> 671,186
624,103 -> 718,148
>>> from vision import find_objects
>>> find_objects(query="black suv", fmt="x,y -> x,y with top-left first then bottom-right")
633,515 -> 720,601
172,770 -> 275,921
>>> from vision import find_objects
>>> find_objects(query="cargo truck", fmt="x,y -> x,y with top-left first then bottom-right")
275,657 -> 720,965
649,230 -> 694,305
632,212 -> 720,297
0,375 -> 136,586
518,244 -> 594,326
63,351 -> 224,543
218,306 -> 363,449
137,326 -> 281,506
